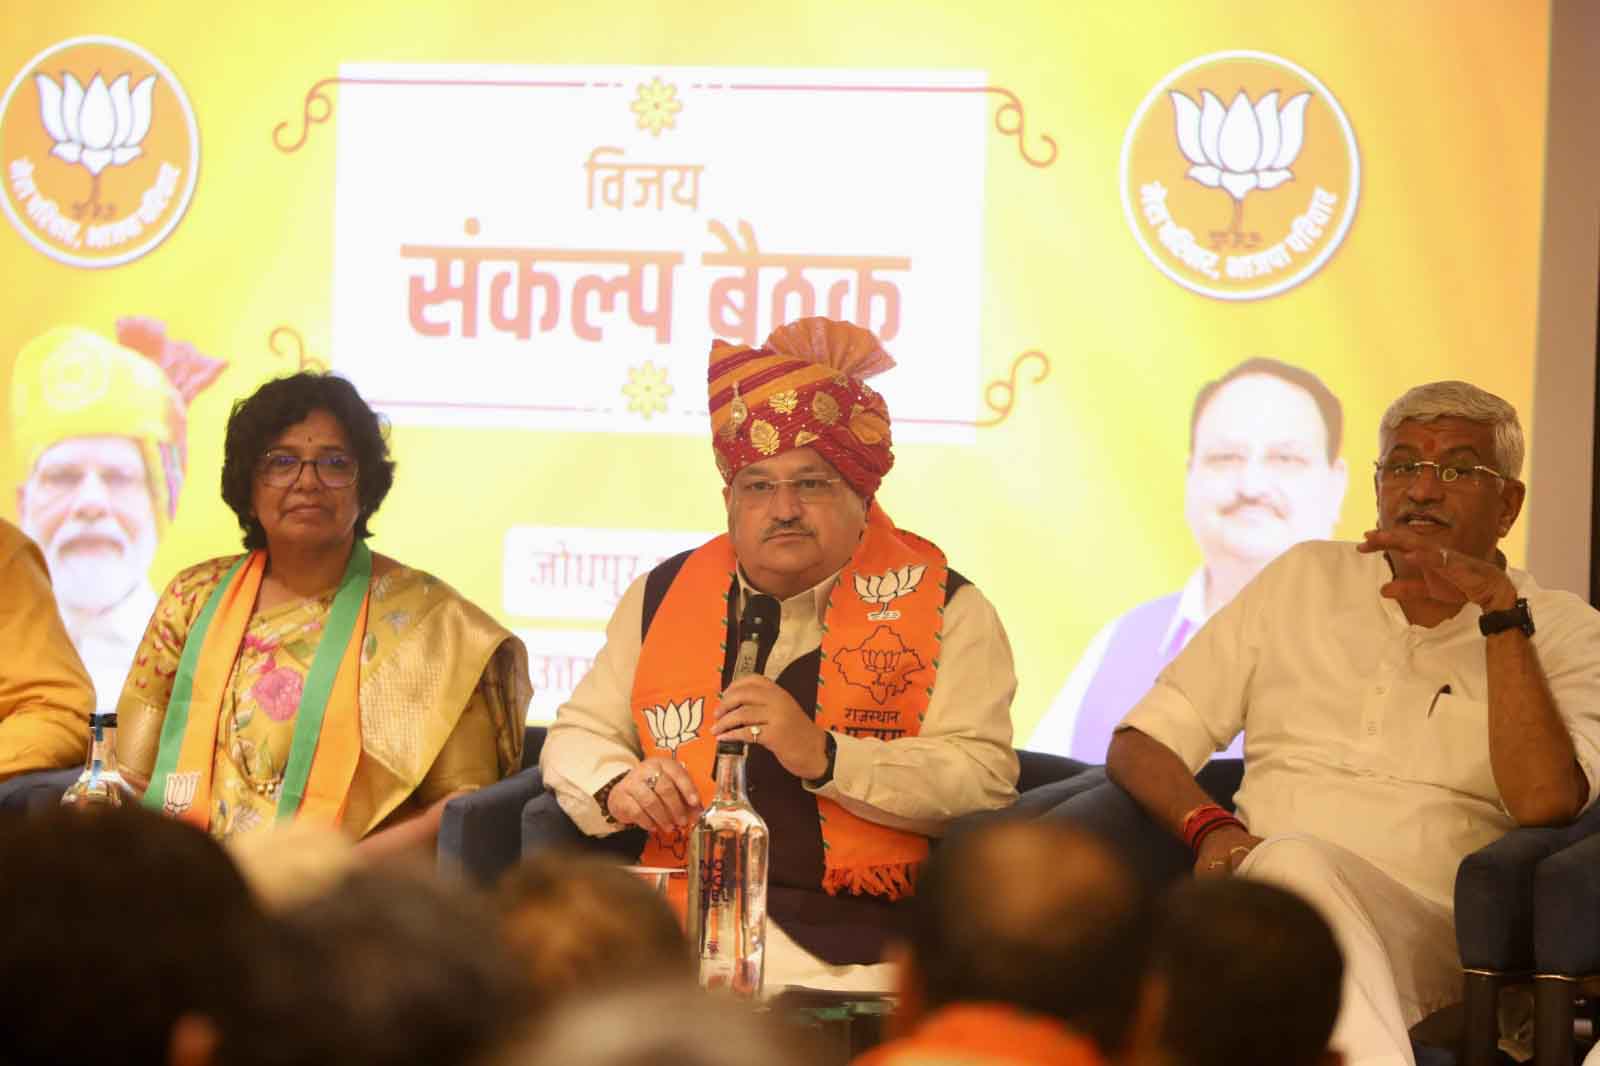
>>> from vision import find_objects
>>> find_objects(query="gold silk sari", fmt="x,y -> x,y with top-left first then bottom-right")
118,554 -> 529,839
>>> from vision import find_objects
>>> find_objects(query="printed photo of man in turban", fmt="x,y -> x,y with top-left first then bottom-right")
11,318 -> 225,710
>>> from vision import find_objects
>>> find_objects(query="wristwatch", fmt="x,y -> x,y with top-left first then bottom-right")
1479,597 -> 1534,638
805,732 -> 838,789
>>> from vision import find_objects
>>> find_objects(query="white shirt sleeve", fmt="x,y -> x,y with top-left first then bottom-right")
539,574 -> 651,836
1119,562 -> 1263,772
809,582 -> 1020,835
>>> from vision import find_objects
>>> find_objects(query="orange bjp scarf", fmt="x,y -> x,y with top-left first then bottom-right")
632,503 -> 944,898
142,545 -> 370,831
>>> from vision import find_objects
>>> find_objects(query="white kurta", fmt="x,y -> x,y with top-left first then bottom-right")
1122,539 -> 1600,1065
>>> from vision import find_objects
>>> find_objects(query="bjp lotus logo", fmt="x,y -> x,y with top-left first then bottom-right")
0,37 -> 200,268
36,72 -> 156,216
644,698 -> 704,754
1170,90 -> 1310,233
853,564 -> 926,621
832,626 -> 925,705
162,770 -> 199,817
1121,51 -> 1359,301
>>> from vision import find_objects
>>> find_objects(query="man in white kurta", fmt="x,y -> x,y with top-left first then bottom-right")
1108,381 -> 1600,1066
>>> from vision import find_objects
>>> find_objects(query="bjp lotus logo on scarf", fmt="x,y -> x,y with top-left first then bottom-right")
832,625 -> 925,705
1121,51 -> 1359,301
0,37 -> 200,268
644,698 -> 704,753
162,770 -> 199,817
853,564 -> 926,621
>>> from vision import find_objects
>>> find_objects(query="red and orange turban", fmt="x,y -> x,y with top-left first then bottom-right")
709,317 -> 896,497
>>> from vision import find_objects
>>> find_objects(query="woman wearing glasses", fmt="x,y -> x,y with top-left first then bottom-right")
115,373 -> 529,847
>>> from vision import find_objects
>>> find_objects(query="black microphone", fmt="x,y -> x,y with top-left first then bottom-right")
719,593 -> 780,754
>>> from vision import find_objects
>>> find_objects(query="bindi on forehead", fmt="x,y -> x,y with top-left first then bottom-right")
270,412 -> 350,451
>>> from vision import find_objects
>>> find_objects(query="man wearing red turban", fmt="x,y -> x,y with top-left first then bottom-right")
543,317 -> 1020,990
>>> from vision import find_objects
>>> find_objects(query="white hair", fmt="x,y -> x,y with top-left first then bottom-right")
1378,381 -> 1524,480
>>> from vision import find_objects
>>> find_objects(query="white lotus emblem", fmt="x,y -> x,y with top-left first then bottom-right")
853,564 -> 927,621
35,72 -> 157,218
1170,89 -> 1309,233
643,698 -> 704,754
162,770 -> 199,817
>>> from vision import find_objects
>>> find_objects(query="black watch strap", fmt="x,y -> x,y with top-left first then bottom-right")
1479,597 -> 1534,638
805,731 -> 838,789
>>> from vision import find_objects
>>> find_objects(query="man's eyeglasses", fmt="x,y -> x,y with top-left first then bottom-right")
1373,459 -> 1507,489
257,452 -> 359,489
734,476 -> 842,503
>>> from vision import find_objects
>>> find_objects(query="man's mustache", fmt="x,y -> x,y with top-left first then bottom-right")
1397,509 -> 1453,528
51,519 -> 130,558
763,520 -> 816,540
1220,494 -> 1286,519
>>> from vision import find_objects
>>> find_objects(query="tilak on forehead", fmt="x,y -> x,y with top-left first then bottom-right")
708,316 -> 895,497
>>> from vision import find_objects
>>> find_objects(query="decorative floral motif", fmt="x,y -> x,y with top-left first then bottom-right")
372,570 -> 399,601
721,382 -> 749,438
630,77 -> 682,137
831,626 -> 926,705
811,391 -> 841,425
749,419 -> 781,456
794,430 -> 820,448
848,403 -> 884,445
622,360 -> 673,420
854,564 -> 927,621
768,389 -> 799,415
644,698 -> 704,754
250,658 -> 303,722
715,450 -> 734,481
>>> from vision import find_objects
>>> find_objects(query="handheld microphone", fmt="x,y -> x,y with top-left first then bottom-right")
719,593 -> 780,754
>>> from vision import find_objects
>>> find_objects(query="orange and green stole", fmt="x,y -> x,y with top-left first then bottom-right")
141,542 -> 372,830
633,503 -> 944,898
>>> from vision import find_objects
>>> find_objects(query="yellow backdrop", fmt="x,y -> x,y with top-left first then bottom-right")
0,1 -> 1549,737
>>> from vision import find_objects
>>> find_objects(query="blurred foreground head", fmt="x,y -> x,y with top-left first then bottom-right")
496,852 -> 692,1008
1153,878 -> 1344,1066
255,865 -> 530,1066
902,820 -> 1155,1056
483,981 -> 814,1066
0,805 -> 267,1066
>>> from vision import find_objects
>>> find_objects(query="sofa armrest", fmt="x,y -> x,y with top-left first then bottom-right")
520,789 -> 646,862
1530,801 -> 1600,976
438,767 -> 546,885
0,768 -> 82,813
1454,799 -> 1600,972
